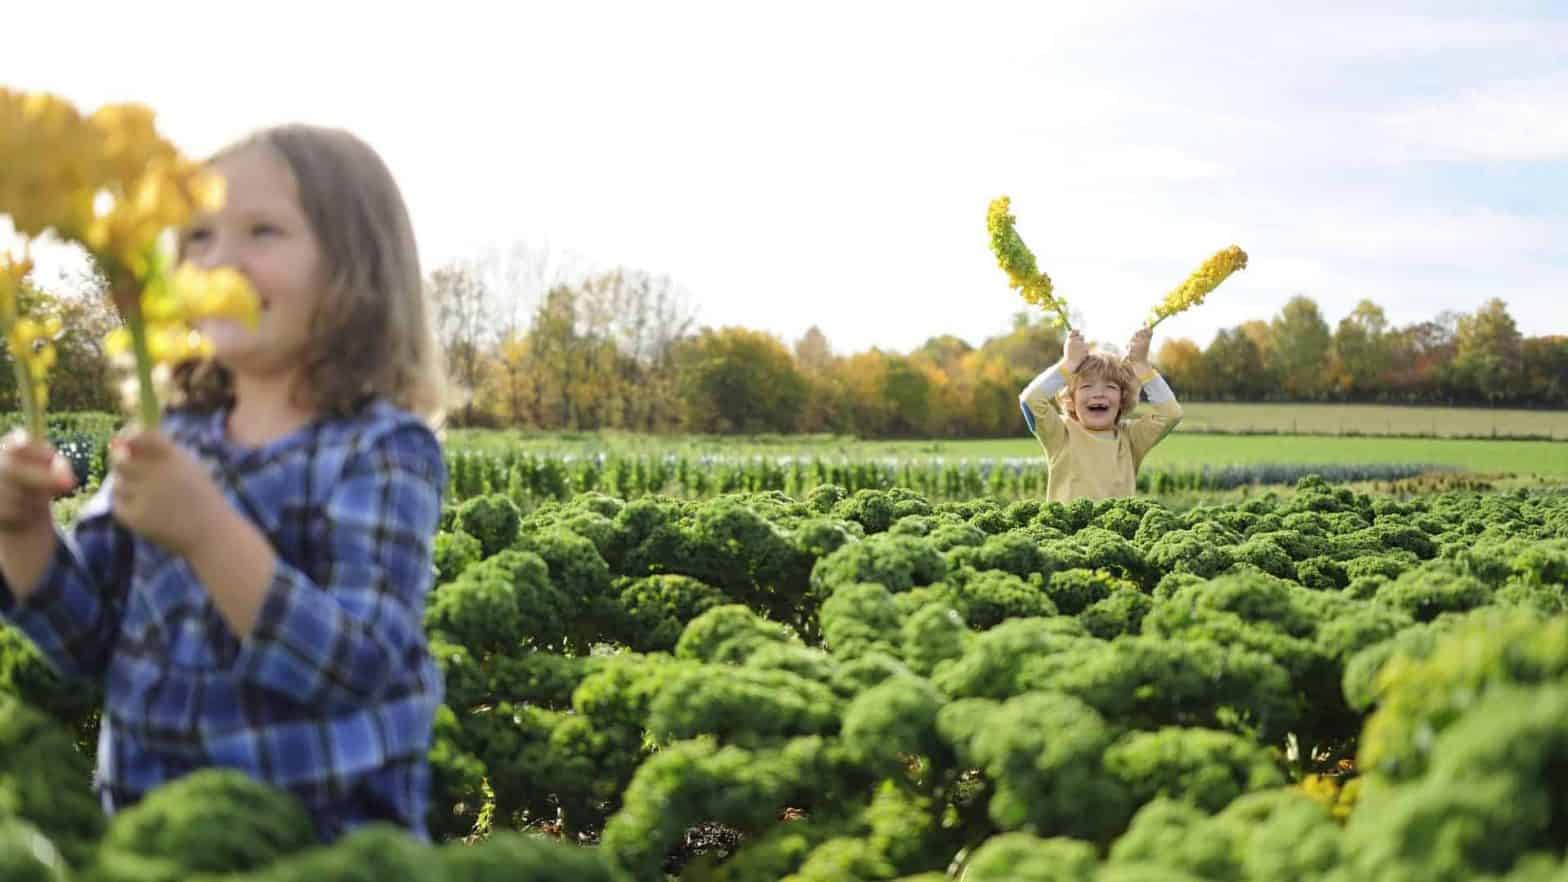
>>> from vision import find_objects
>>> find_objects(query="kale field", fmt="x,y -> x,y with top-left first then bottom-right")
4,465 -> 1568,881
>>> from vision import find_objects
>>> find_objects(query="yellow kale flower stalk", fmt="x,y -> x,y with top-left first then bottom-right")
0,254 -> 63,439
987,196 -> 1072,330
82,104 -> 225,287
0,89 -> 100,240
0,87 -> 232,428
105,265 -> 261,410
1146,245 -> 1248,328
80,105 -> 227,428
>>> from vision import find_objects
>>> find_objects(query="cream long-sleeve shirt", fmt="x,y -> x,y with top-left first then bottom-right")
1019,365 -> 1183,502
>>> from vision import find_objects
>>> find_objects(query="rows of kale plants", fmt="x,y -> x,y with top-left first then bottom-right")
0,415 -> 1458,502
3,477 -> 1567,881
444,448 -> 1448,503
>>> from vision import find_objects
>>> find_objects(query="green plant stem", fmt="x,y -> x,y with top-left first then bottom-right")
124,306 -> 160,429
9,354 -> 43,438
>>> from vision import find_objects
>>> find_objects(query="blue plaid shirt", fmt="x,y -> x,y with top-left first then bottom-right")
0,400 -> 446,842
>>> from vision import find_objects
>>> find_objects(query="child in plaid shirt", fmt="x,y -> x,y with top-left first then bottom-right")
0,126 -> 449,841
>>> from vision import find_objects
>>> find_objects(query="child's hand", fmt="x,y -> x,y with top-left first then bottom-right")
109,429 -> 228,557
0,431 -> 75,533
1064,330 -> 1089,372
1126,327 -> 1153,370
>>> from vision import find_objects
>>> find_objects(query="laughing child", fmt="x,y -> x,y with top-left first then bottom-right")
1019,327 -> 1183,502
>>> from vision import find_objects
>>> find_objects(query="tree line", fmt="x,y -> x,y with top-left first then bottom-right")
3,250 -> 1564,437
424,248 -> 1565,435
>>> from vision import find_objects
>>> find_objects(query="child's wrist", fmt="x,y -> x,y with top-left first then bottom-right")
175,484 -> 237,560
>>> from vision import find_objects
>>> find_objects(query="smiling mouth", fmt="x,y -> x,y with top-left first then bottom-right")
1086,403 -> 1111,414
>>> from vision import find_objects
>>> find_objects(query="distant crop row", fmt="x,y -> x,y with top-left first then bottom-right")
443,449 -> 1450,505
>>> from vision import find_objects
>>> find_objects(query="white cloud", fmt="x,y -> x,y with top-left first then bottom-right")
1253,12 -> 1568,58
1381,75 -> 1568,161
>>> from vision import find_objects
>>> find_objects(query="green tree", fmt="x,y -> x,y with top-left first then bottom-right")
574,268 -> 693,432
792,326 -> 845,434
1332,299 -> 1392,400
478,331 -> 538,426
1237,319 -> 1282,393
526,285 -> 584,427
913,334 -> 973,376
944,312 -> 1063,434
675,327 -> 807,433
1155,338 -> 1207,399
880,354 -> 933,437
1520,335 -> 1568,407
1203,327 -> 1269,400
1269,295 -> 1333,399
945,345 -> 1024,438
983,311 -> 1066,372
1385,313 -> 1458,402
1449,298 -> 1524,404
835,349 -> 897,437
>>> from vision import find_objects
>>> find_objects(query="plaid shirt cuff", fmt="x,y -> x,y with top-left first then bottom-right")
1,532 -> 108,678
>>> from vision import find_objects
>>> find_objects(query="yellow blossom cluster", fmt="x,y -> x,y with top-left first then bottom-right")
7,316 -> 64,408
0,88 -> 223,290
1147,245 -> 1248,328
986,196 -> 1072,330
0,253 -> 60,435
0,87 -> 255,427
105,265 -> 260,366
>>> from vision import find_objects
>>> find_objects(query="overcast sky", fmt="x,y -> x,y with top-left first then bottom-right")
7,0 -> 1566,356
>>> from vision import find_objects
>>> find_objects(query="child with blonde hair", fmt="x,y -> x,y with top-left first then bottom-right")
0,125 -> 449,841
1019,327 -> 1183,502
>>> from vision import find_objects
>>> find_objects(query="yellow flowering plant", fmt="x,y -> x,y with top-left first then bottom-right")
0,87 -> 259,430
104,265 -> 259,368
1146,245 -> 1248,329
986,196 -> 1072,330
0,253 -> 63,438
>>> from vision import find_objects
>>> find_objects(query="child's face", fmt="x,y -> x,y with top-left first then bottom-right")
1071,375 -> 1122,431
181,145 -> 325,381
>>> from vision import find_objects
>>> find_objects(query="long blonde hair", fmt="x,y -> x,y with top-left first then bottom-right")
169,124 -> 449,426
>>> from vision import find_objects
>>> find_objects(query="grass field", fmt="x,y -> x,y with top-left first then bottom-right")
894,435 -> 1568,479
450,421 -> 1568,480
1172,402 -> 1568,439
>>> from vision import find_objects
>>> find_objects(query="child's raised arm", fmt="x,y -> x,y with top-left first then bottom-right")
1019,329 -> 1087,454
1123,328 -> 1184,465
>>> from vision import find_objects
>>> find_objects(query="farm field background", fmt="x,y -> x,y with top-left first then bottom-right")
447,402 -> 1568,480
1165,401 -> 1568,440
909,435 -> 1568,479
